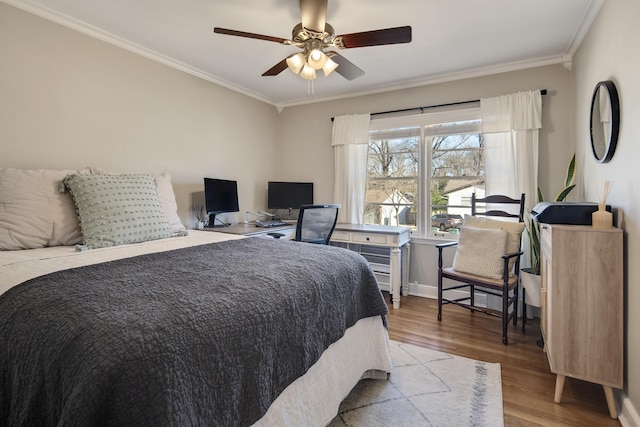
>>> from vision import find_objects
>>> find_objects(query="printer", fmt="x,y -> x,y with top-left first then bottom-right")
531,202 -> 612,225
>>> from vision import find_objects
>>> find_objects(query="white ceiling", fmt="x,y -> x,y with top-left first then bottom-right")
5,0 -> 604,108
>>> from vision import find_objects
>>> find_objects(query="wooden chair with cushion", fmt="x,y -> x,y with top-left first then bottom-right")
436,193 -> 525,345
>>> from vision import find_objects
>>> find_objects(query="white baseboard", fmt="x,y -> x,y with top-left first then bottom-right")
619,391 -> 640,427
407,282 -> 487,307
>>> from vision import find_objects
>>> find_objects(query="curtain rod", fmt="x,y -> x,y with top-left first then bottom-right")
330,89 -> 547,122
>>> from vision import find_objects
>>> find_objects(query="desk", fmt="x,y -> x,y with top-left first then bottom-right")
202,222 -> 296,239
330,224 -> 411,309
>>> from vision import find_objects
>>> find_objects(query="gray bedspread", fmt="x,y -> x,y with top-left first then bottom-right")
0,237 -> 388,427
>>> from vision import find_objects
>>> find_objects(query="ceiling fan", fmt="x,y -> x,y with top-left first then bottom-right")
213,0 -> 412,81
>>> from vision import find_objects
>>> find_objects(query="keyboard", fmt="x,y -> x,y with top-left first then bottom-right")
255,220 -> 288,228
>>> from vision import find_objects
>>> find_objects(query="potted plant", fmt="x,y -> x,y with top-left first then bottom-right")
521,154 -> 576,304
192,204 -> 207,230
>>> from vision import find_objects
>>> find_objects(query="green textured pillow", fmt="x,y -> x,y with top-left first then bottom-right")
63,174 -> 173,249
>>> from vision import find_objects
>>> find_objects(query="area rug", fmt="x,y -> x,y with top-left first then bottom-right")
328,340 -> 504,427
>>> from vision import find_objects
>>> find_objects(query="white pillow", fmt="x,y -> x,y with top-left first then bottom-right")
453,226 -> 508,280
0,168 -> 86,250
463,214 -> 525,271
155,172 -> 188,236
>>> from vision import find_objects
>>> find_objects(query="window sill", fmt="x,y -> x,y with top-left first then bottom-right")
410,233 -> 459,245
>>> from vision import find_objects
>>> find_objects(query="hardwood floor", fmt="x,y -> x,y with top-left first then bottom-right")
384,294 -> 621,427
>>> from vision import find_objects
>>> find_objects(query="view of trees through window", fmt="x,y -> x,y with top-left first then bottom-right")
365,135 -> 418,227
365,116 -> 484,236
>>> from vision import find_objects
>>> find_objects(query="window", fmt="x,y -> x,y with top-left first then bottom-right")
364,107 -> 484,237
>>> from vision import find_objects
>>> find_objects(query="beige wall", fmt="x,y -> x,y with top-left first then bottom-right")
573,0 -> 640,420
3,0 -> 638,420
0,2 -> 281,226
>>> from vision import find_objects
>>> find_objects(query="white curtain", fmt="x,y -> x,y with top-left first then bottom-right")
332,113 -> 371,224
481,90 -> 542,218
481,90 -> 541,312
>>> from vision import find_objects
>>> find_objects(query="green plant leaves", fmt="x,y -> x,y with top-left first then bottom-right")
526,153 -> 576,275
555,184 -> 576,202
564,154 -> 576,189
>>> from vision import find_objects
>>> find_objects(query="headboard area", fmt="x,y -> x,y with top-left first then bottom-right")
0,168 -> 187,251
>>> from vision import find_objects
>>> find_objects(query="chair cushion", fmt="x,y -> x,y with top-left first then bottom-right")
463,214 -> 525,270
452,226 -> 508,280
442,267 -> 518,288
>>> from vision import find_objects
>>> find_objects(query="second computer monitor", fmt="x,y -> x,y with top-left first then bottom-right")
267,181 -> 313,211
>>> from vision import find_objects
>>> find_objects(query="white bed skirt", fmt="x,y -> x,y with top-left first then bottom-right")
255,315 -> 392,427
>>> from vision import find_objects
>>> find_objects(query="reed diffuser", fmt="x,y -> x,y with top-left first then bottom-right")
592,180 -> 613,228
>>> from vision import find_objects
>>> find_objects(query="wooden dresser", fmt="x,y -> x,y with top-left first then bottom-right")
539,224 -> 623,418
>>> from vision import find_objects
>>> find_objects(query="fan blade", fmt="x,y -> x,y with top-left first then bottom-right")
335,26 -> 412,49
262,58 -> 289,76
214,27 -> 288,44
325,51 -> 364,81
300,0 -> 327,34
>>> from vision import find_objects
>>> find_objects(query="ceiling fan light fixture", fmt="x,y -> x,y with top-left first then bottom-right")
322,57 -> 339,76
307,49 -> 328,69
300,64 -> 316,80
286,52 -> 306,74
215,3 -> 412,88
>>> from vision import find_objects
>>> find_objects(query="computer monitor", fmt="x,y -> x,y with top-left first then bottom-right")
204,177 -> 239,228
267,181 -> 314,211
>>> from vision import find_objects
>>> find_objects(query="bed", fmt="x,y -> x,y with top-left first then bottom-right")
0,169 -> 392,426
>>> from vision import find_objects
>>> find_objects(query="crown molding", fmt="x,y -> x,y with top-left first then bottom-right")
278,55 -> 564,109
563,0 -> 605,60
1,0 -> 280,106
3,0 -> 591,110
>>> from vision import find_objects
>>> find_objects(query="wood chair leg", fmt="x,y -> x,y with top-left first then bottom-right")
437,272 -> 443,321
470,285 -> 475,307
522,292 -> 527,333
502,286 -> 508,345
513,285 -> 518,326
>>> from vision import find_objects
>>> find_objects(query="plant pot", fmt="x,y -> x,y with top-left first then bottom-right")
521,268 -> 541,307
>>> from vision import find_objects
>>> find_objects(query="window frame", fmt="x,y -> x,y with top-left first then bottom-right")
366,106 -> 483,238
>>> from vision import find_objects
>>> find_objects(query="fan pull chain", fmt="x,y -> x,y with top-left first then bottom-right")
307,79 -> 315,98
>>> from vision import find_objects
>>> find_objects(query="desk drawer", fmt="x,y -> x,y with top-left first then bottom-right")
374,272 -> 391,285
362,253 -> 390,265
359,244 -> 391,256
331,230 -> 351,242
352,233 -> 388,245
